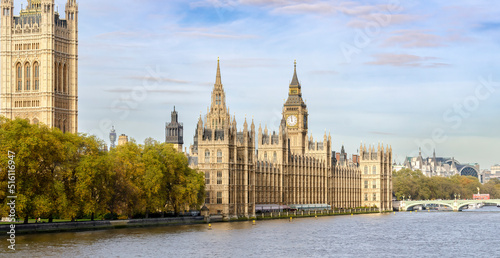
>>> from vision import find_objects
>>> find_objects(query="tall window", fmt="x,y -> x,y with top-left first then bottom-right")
205,150 -> 210,163
58,63 -> 62,92
372,180 -> 377,189
33,62 -> 39,90
205,192 -> 210,204
372,193 -> 377,201
25,63 -> 31,90
16,63 -> 22,91
217,150 -> 222,163
217,171 -> 222,185
264,152 -> 267,161
63,64 -> 67,93
273,152 -> 277,162
372,166 -> 377,175
205,171 -> 210,185
364,166 -> 368,175
54,62 -> 58,91
217,192 -> 222,204
364,194 -> 368,201
364,180 -> 368,189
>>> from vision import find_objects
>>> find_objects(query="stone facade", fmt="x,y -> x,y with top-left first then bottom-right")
189,59 -> 393,217
0,0 -> 78,133
118,134 -> 128,146
490,165 -> 500,180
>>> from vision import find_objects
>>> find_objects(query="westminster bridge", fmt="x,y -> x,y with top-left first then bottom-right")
398,198 -> 500,212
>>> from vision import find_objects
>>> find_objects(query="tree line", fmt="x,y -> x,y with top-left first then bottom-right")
0,118 -> 204,223
393,168 -> 500,200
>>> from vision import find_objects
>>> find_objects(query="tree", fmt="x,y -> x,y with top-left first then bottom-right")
0,118 -> 69,223
393,168 -> 487,200
108,140 -> 145,218
75,135 -> 112,221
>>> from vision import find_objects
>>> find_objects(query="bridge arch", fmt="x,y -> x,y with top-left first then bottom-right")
405,202 -> 453,210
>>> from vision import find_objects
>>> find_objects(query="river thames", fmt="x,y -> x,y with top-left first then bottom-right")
11,206 -> 500,257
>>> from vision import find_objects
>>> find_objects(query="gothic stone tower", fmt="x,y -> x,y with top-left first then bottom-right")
165,106 -> 184,152
0,0 -> 78,133
194,59 -> 255,218
359,143 -> 393,211
283,61 -> 308,155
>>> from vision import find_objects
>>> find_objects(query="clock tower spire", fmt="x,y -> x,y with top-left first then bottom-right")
283,60 -> 308,155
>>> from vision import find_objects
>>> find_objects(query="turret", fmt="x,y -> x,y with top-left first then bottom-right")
1,0 -> 13,29
65,0 -> 78,32
40,0 -> 55,28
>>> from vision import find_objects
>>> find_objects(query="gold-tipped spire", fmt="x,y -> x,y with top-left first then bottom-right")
215,57 -> 222,85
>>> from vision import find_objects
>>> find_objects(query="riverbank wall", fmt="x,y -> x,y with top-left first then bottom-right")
0,216 -> 205,235
1,208 -> 383,235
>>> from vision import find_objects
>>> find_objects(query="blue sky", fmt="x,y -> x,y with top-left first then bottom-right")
11,0 -> 500,169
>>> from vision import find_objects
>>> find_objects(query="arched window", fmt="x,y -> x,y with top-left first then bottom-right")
16,63 -> 22,91
217,150 -> 222,163
205,150 -> 210,163
364,166 -> 368,175
372,166 -> 377,174
58,63 -> 62,92
273,152 -> 277,162
33,62 -> 39,90
54,62 -> 58,91
63,64 -> 67,93
32,118 -> 39,125
25,63 -> 31,90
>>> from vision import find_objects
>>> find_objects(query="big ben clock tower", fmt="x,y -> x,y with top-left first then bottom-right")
283,61 -> 308,155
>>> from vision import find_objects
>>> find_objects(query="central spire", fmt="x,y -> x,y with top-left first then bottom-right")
215,57 -> 222,85
207,57 -> 230,130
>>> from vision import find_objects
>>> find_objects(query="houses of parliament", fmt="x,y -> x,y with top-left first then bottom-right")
183,59 -> 393,218
1,1 -> 392,218
0,0 -> 78,133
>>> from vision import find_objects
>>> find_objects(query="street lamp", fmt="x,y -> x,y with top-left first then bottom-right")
454,194 -> 457,200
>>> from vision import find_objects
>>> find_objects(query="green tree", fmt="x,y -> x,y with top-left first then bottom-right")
0,118 -> 70,223
108,140 -> 145,218
75,135 -> 112,221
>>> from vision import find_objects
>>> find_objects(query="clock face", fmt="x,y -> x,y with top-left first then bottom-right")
287,115 -> 297,126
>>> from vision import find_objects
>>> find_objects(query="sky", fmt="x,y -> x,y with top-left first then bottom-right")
9,0 -> 500,169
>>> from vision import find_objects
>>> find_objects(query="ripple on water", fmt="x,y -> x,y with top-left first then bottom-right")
12,207 -> 500,258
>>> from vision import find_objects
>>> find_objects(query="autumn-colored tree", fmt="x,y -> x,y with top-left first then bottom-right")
393,168 -> 494,200
108,140 -> 145,218
1,118 -> 65,222
142,138 -> 167,218
75,135 -> 112,221
1,117 -> 205,222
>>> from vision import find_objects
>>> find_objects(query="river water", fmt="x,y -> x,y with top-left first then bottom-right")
8,206 -> 500,257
